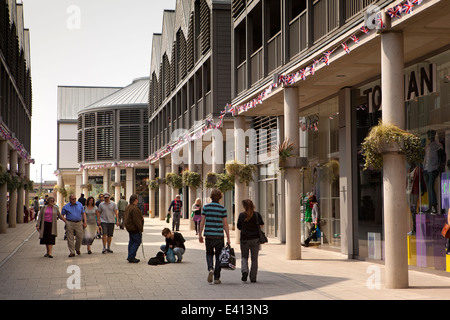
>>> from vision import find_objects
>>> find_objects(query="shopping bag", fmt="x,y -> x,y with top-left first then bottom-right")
219,245 -> 236,270
166,248 -> 176,263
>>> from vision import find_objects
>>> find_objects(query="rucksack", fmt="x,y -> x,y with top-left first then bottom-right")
148,251 -> 166,266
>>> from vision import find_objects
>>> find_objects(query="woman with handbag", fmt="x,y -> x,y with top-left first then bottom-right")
237,199 -> 265,283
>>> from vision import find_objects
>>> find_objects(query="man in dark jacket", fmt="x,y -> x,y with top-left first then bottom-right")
124,194 -> 144,263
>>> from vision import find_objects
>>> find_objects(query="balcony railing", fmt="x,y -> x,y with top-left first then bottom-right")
250,47 -> 263,85
313,0 -> 339,42
237,60 -> 247,94
267,31 -> 282,73
205,91 -> 212,115
289,11 -> 307,59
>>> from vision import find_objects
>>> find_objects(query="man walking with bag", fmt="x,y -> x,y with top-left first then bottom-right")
198,189 -> 231,284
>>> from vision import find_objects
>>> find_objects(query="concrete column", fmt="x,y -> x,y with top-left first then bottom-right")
212,128 -> 224,174
277,116 -> 286,243
56,173 -> 64,209
24,163 -> 30,219
339,87 -> 356,259
284,87 -> 301,260
126,167 -> 133,202
149,163 -> 156,218
0,140 -> 8,233
82,169 -> 89,196
103,170 -> 109,194
381,30 -> 409,289
170,155 -> 179,203
114,166 -> 121,203
159,158 -> 166,221
188,142 -> 196,230
9,150 -> 18,228
17,157 -> 25,224
234,116 -> 248,244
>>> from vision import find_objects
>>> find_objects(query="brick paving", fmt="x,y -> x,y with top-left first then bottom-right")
1,216 -> 450,301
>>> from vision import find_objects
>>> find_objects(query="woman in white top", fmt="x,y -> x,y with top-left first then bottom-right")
82,196 -> 98,254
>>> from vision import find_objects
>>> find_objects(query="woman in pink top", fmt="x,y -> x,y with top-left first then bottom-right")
36,196 -> 66,258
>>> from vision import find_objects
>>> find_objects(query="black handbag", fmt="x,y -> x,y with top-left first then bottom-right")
256,213 -> 268,244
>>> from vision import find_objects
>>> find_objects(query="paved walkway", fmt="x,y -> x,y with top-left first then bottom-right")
1,216 -> 450,301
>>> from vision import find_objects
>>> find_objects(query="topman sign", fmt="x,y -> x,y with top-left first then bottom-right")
363,63 -> 437,112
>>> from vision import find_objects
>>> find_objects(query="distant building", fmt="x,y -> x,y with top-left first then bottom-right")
56,85 -> 121,207
76,77 -> 150,212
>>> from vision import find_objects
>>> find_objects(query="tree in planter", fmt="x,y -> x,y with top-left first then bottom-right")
361,121 -> 424,171
166,172 -> 183,190
182,170 -> 202,189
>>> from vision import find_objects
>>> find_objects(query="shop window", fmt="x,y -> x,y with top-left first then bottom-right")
299,97 -> 340,248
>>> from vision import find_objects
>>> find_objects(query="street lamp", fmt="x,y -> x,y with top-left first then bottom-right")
40,163 -> 52,196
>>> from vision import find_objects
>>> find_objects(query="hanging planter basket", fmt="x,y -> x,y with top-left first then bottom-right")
361,121 -> 424,171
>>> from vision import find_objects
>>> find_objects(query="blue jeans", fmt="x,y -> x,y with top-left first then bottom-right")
205,238 -> 224,280
127,233 -> 142,260
160,245 -> 185,262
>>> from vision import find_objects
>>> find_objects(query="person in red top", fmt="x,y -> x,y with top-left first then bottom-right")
168,195 -> 183,232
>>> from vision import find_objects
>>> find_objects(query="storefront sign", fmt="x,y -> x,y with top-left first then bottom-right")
406,63 -> 437,101
362,63 -> 437,112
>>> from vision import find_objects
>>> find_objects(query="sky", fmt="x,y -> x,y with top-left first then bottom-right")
22,0 -> 176,183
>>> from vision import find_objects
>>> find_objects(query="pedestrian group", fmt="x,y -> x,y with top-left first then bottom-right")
36,188 -> 266,284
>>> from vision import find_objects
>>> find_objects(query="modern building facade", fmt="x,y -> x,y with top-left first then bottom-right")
77,77 -> 151,210
147,0 -> 232,223
56,85 -> 121,208
0,0 -> 33,233
228,0 -> 450,286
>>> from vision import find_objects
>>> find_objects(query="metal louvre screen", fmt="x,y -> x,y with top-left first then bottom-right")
119,125 -> 141,160
253,116 -> 278,156
84,128 -> 95,161
97,127 -> 114,160
119,109 -> 142,159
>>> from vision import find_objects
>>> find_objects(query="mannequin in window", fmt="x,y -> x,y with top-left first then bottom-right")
423,130 -> 444,214
406,162 -> 426,235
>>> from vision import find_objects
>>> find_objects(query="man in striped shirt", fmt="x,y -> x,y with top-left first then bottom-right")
199,189 -> 231,284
